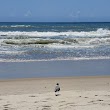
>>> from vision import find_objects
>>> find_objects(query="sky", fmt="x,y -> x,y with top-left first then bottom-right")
0,0 -> 110,22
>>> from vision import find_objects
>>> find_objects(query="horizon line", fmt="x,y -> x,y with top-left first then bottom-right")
0,21 -> 110,23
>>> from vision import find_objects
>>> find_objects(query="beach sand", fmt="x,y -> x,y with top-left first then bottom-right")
0,76 -> 110,110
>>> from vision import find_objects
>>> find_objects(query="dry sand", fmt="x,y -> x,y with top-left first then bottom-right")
0,76 -> 110,110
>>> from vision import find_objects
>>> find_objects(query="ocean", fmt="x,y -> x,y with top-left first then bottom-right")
0,22 -> 110,62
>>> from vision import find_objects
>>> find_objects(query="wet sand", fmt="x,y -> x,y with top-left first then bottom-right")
0,59 -> 110,79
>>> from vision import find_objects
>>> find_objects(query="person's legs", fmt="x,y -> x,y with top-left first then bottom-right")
55,91 -> 58,96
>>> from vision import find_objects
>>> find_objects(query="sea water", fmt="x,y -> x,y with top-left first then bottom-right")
0,22 -> 110,62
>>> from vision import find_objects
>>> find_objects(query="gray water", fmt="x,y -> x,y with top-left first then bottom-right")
0,59 -> 110,79
0,22 -> 110,61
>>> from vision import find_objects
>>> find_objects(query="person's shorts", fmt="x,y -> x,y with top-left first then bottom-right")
55,88 -> 60,92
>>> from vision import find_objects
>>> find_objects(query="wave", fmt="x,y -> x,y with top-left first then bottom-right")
10,25 -> 32,28
0,28 -> 110,38
0,56 -> 110,62
0,28 -> 110,50
1,37 -> 110,47
3,39 -> 61,45
0,25 -> 32,28
0,50 -> 25,55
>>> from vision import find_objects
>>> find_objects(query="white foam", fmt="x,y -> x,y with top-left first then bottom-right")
1,37 -> 110,47
87,38 -> 110,45
0,56 -> 110,62
10,25 -> 31,28
0,28 -> 110,38
0,50 -> 25,55
46,44 -> 95,49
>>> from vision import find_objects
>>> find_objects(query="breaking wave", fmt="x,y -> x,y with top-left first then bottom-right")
1,37 -> 110,47
10,25 -> 32,28
0,28 -> 110,47
0,28 -> 110,38
0,56 -> 110,62
0,27 -> 110,62
0,25 -> 32,28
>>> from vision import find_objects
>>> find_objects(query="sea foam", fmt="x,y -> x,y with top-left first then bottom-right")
0,28 -> 110,38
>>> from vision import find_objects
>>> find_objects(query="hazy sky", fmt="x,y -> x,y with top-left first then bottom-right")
0,0 -> 110,22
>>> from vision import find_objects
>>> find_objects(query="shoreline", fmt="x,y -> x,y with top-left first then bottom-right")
0,59 -> 110,79
0,57 -> 110,62
0,75 -> 110,82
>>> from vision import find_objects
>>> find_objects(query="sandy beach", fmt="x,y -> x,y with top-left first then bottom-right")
0,1 -> 110,109
0,76 -> 110,110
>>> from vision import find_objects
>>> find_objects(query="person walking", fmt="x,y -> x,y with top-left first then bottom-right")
55,83 -> 60,96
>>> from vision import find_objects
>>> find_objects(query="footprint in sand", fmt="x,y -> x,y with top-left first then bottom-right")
42,101 -> 48,102
45,98 -> 53,100
66,102 -> 75,106
104,95 -> 110,97
85,97 -> 88,98
97,99 -> 103,101
34,101 -> 39,103
42,105 -> 51,110
88,101 -> 94,103
59,103 -> 75,109
29,95 -> 36,97
59,101 -> 66,103
3,104 -> 11,109
42,108 -> 50,110
4,106 -> 9,109
88,100 -> 98,104
3,104 -> 11,106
